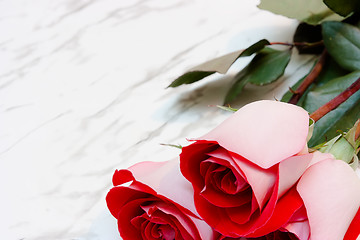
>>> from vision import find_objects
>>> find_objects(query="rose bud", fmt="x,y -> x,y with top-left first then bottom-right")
106,158 -> 218,240
318,119 -> 360,170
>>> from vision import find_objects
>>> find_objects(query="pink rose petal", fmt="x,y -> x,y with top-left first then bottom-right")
129,159 -> 198,216
199,157 -> 252,207
246,186 -> 304,238
231,153 -> 277,209
277,153 -> 313,197
283,220 -> 310,240
307,151 -> 334,167
107,159 -> 217,240
297,159 -> 360,240
207,148 -> 276,209
201,100 -> 309,169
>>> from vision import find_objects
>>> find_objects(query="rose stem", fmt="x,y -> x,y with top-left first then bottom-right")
355,119 -> 360,140
288,50 -> 327,105
310,77 -> 360,122
270,41 -> 324,48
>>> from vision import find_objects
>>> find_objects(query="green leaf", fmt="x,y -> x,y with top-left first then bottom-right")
313,56 -> 351,86
240,39 -> 271,57
224,47 -> 291,104
293,23 -> 324,54
160,143 -> 183,149
224,71 -> 249,104
318,120 -> 360,167
167,39 -> 270,88
322,21 -> 360,71
302,71 -> 360,147
216,105 -> 238,112
323,0 -> 360,17
281,76 -> 305,103
344,13 -> 360,28
168,71 -> 215,88
258,0 -> 344,25
248,48 -> 292,85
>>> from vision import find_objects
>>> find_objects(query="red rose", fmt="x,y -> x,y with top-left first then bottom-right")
179,100 -> 315,237
106,159 -> 218,240
180,100 -> 360,239
234,154 -> 360,240
218,152 -> 360,240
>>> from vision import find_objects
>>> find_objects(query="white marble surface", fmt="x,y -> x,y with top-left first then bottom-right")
0,0 -> 317,239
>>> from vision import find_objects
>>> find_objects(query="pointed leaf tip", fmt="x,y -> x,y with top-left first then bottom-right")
168,39 -> 270,88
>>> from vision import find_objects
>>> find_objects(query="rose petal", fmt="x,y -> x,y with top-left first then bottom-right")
112,169 -> 135,186
282,206 -> 310,240
200,180 -> 252,208
107,185 -> 153,218
144,221 -> 159,239
226,203 -> 253,224
158,225 -> 176,239
206,147 -> 247,185
128,159 -> 199,216
355,167 -> 360,178
118,198 -> 150,240
200,151 -> 253,207
180,141 -> 219,191
194,193 -> 254,237
246,186 -> 304,238
206,147 -> 276,210
150,202 -> 208,240
231,153 -> 277,209
107,159 -> 217,240
277,154 -> 313,197
344,206 -> 360,240
142,204 -> 193,239
297,159 -> 360,240
201,100 -> 309,169
283,220 -> 310,240
307,151 -> 334,167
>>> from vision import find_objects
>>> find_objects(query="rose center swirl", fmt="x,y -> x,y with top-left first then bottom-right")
199,158 -> 253,208
130,202 -> 188,240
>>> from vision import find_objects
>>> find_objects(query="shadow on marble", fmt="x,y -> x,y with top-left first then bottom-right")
80,209 -> 120,240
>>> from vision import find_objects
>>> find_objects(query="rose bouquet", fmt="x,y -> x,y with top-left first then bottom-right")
106,100 -> 360,240
107,1 -> 360,239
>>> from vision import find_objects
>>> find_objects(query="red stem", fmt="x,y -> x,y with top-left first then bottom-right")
355,120 -> 360,140
288,50 -> 327,105
270,42 -> 293,46
310,77 -> 360,122
270,41 -> 323,48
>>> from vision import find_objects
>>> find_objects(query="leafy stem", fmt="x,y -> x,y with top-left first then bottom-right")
310,77 -> 360,122
288,49 -> 327,105
270,40 -> 324,49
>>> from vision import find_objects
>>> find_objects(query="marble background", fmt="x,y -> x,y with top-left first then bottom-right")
0,0 -> 320,239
